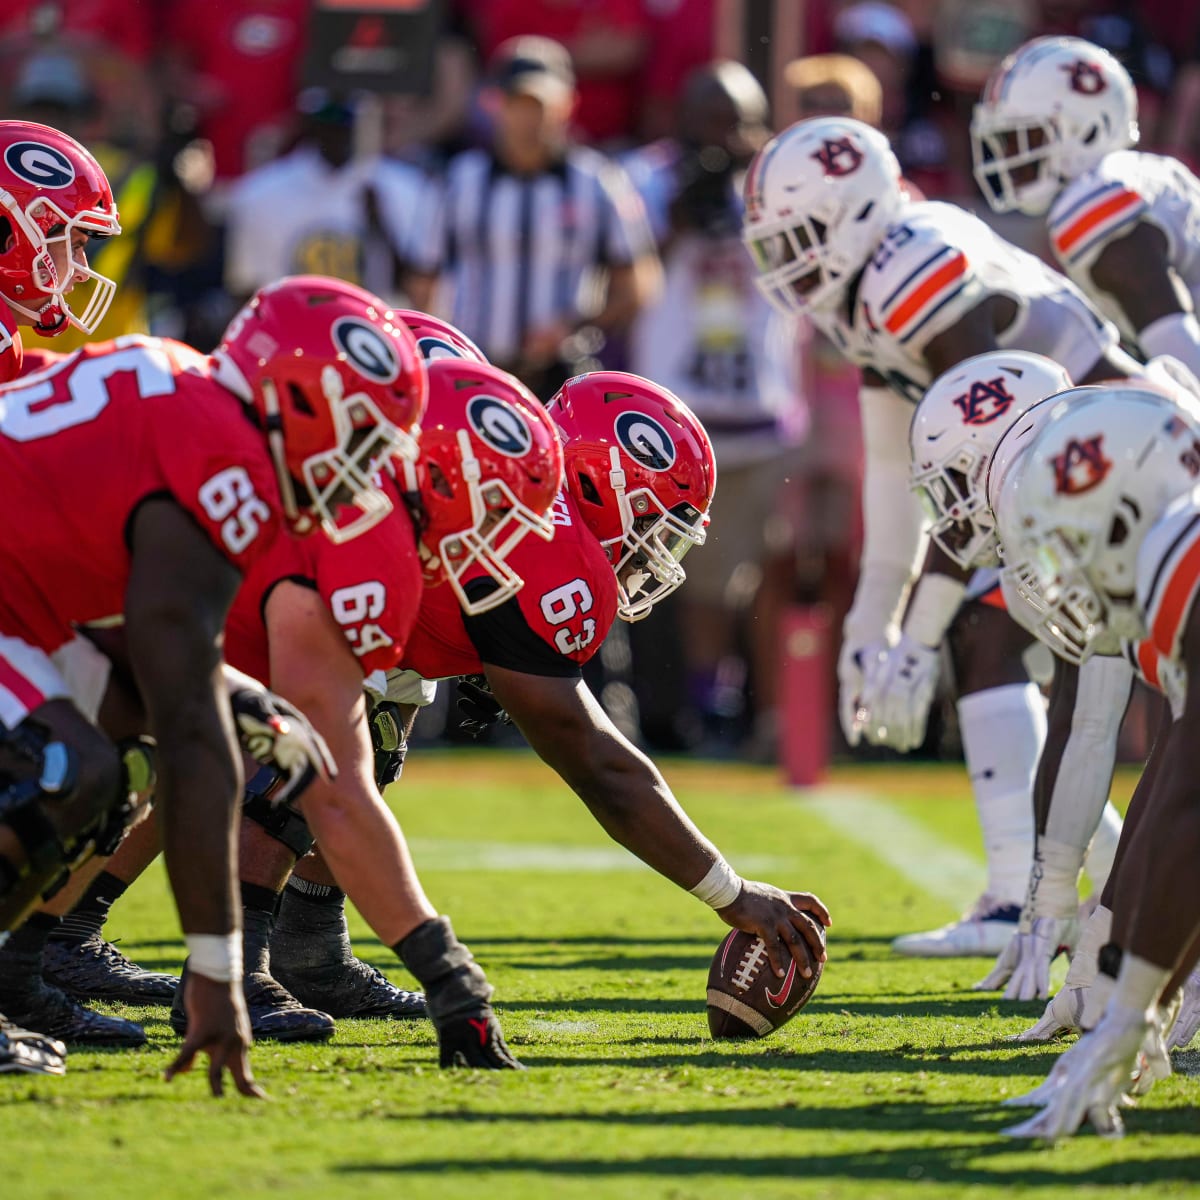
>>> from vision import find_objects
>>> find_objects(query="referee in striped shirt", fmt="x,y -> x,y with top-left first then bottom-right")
406,36 -> 661,398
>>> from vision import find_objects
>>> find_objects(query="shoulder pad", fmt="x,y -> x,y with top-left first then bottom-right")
1047,155 -> 1147,267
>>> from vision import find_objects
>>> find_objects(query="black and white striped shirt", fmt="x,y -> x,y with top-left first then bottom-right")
409,145 -> 654,364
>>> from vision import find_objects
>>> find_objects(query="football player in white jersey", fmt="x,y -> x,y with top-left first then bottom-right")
973,36 -> 1200,380
742,116 -> 1136,957
986,387 -> 1200,1138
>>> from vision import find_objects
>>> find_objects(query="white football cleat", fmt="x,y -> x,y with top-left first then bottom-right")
1002,1008 -> 1149,1141
891,894 -> 1020,958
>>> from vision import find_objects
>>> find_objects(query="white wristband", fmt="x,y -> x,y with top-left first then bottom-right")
904,573 -> 966,648
688,858 -> 743,909
186,932 -> 243,983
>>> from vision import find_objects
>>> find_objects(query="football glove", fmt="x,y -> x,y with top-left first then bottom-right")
456,675 -> 510,738
975,915 -> 1079,1002
230,688 -> 336,804
857,632 -> 940,753
369,700 -> 408,788
836,636 -> 889,747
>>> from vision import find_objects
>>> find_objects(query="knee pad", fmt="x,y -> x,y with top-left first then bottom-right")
0,728 -> 151,931
369,701 -> 408,789
242,766 -> 316,858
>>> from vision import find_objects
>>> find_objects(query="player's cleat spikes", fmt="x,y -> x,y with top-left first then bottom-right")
0,973 -> 145,1047
1012,983 -> 1089,1042
170,961 -> 336,1043
891,895 -> 1020,958
42,934 -> 178,1007
0,1015 -> 66,1076
272,957 -> 426,1020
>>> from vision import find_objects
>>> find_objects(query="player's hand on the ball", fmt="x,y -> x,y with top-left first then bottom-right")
165,973 -> 265,1099
718,880 -> 830,980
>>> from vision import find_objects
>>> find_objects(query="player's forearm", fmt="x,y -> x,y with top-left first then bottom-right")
300,773 -> 436,946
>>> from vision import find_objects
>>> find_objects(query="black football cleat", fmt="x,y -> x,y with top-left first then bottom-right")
272,956 -> 427,1020
0,975 -> 145,1047
43,935 -> 178,1007
170,962 -> 335,1043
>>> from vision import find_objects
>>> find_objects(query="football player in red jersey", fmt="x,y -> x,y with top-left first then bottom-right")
0,120 -> 121,383
384,370 -> 832,982
0,275 -> 423,1092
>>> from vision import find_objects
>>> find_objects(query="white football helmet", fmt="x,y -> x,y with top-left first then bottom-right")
742,117 -> 906,316
971,36 -> 1138,216
911,351 -> 1074,568
994,388 -> 1200,663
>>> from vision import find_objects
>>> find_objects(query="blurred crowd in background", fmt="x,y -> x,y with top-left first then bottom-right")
2,0 -> 1194,764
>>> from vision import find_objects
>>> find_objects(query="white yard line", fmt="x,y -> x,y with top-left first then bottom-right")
800,785 -> 985,908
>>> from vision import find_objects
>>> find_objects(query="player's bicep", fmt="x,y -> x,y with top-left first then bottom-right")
1089,221 -> 1181,333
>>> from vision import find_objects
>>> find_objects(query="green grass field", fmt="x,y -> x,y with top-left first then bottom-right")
3,752 -> 1197,1200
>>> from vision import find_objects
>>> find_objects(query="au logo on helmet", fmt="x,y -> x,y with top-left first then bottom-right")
1063,60 -> 1107,96
3,141 -> 76,189
615,411 -> 676,472
953,377 -> 1016,426
1052,435 -> 1112,495
811,137 -> 863,178
331,317 -> 399,383
467,395 -> 533,457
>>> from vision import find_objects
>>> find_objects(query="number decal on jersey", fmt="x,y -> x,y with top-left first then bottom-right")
540,578 -> 597,656
330,581 -> 394,658
0,344 -> 176,441
550,492 -> 573,527
198,467 -> 271,556
869,223 -> 915,272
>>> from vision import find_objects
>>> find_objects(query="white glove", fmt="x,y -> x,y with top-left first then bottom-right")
1166,970 -> 1200,1051
975,915 -> 1079,1001
1002,1008 -> 1149,1140
1011,982 -> 1090,1043
837,635 -> 890,747
856,632 -> 940,752
230,687 -> 337,803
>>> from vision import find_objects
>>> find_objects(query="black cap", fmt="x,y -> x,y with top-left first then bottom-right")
490,36 -> 575,104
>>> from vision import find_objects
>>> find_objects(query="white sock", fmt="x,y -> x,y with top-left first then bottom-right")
957,683 -> 1045,907
1083,802 -> 1123,894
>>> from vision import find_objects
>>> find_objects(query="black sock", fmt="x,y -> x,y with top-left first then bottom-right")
271,879 -> 351,972
50,871 -> 128,943
283,877 -> 344,905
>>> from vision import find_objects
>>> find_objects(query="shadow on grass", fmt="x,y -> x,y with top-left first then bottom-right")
333,1120 -> 1200,1186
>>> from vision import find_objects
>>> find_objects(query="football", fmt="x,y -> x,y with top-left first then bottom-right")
706,917 -> 826,1039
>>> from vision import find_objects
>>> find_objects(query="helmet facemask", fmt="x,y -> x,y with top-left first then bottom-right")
913,444 -> 998,568
405,430 -> 557,616
744,212 -> 840,316
0,192 -> 119,334
970,112 -> 1063,216
603,447 -> 708,621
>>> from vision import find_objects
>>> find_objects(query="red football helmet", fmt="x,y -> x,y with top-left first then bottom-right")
0,121 -> 121,335
397,360 -> 564,614
212,275 -> 427,543
547,372 -> 717,621
396,309 -> 488,364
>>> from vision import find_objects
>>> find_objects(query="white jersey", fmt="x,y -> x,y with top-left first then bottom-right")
224,146 -> 424,300
1047,150 -> 1200,347
809,201 -> 1118,403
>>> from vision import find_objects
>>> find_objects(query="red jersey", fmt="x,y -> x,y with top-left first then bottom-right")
0,336 -> 282,652
225,476 -> 423,685
402,490 -> 618,679
0,305 -> 23,385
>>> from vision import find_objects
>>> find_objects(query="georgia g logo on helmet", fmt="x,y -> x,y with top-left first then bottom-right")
467,395 -> 533,457
3,141 -> 76,189
615,411 -> 677,472
331,316 -> 400,384
417,335 -> 467,362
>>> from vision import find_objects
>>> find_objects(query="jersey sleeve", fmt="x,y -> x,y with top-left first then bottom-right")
859,210 -> 983,355
0,306 -> 22,385
1136,489 -> 1200,662
312,499 -> 422,677
1047,159 -> 1148,272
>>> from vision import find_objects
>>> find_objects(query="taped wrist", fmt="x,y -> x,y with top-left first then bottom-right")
1025,836 -> 1085,920
396,915 -> 492,1023
369,701 -> 408,788
242,766 -> 315,859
